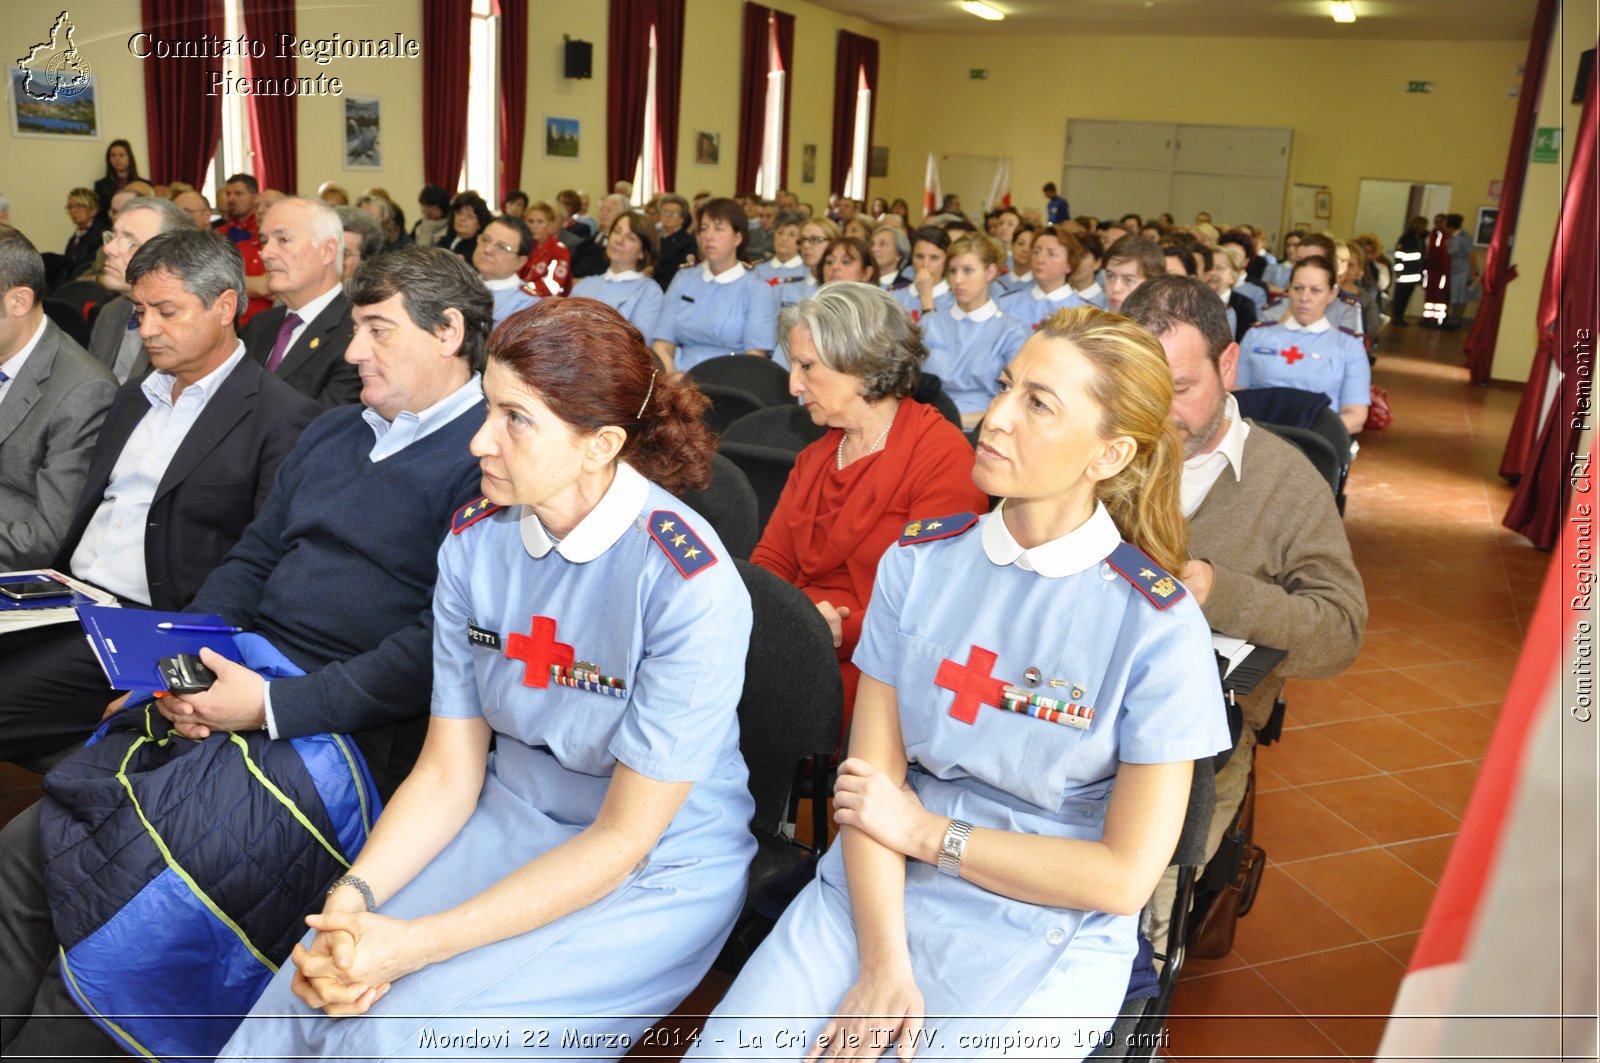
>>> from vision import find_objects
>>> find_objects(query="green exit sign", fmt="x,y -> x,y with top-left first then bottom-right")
969,68 -> 988,79
1532,127 -> 1562,163
1406,80 -> 1434,93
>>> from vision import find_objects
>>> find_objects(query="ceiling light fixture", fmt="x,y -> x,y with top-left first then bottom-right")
960,1 -> 1005,21
1330,1 -> 1357,23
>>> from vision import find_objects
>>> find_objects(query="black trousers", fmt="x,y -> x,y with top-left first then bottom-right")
1391,281 -> 1419,321
0,803 -> 124,1061
0,626 -> 119,765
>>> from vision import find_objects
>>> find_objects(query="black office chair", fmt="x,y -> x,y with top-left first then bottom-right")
1091,759 -> 1218,1060
1257,423 -> 1342,501
714,560 -> 844,975
689,354 -> 793,408
696,383 -> 767,435
718,441 -> 797,534
672,453 -> 760,560
721,404 -> 826,453
42,297 -> 93,348
1235,386 -> 1353,511
927,389 -> 963,429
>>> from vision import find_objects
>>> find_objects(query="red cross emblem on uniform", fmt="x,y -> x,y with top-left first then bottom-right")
1281,344 -> 1305,365
935,645 -> 1007,724
505,616 -> 574,688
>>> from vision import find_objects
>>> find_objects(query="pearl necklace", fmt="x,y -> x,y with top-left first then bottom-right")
837,411 -> 896,470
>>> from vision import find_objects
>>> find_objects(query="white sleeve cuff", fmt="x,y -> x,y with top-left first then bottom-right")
262,681 -> 279,740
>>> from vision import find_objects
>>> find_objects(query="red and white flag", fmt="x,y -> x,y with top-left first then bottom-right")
1377,436 -> 1598,1062
923,153 -> 942,221
986,157 -> 1012,210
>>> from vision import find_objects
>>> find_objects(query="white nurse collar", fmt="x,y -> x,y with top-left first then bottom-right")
700,261 -> 748,285
981,500 -> 1122,577
520,462 -> 649,563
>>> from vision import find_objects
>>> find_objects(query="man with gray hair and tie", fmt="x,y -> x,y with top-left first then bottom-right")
87,195 -> 196,383
241,196 -> 360,406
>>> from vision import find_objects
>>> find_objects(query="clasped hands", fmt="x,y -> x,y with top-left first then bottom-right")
289,897 -> 429,1017
102,647 -> 267,738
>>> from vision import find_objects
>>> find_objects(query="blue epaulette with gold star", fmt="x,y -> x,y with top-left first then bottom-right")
1338,325 -> 1362,340
1336,289 -> 1361,306
648,509 -> 717,578
898,512 -> 979,547
452,496 -> 502,535
1105,542 -> 1186,610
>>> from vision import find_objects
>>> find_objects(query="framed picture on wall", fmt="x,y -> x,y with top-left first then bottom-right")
801,143 -> 816,184
1474,207 -> 1499,246
869,146 -> 889,178
695,131 -> 720,166
343,96 -> 381,169
9,68 -> 100,138
1313,189 -> 1332,220
545,117 -> 580,159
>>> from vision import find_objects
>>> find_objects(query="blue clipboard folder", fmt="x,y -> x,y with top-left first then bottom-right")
76,605 -> 245,693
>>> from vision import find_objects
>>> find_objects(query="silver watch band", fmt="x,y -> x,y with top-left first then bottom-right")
937,819 -> 973,877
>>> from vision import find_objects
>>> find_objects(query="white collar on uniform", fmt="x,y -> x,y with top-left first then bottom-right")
929,279 -> 950,300
1075,281 -> 1103,301
981,499 -> 1121,577
483,274 -> 523,291
951,299 -> 999,323
772,255 -> 803,269
520,462 -> 649,563
1011,271 -> 1032,285
701,261 -> 748,285
879,271 -> 900,286
603,269 -> 644,282
1282,314 -> 1331,333
1031,282 -> 1077,304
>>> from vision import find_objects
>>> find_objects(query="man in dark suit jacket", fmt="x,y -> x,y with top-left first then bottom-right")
85,195 -> 198,383
240,196 -> 361,407
0,228 -> 319,765
0,231 -> 117,569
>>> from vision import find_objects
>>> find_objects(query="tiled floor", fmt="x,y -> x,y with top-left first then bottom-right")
0,319 -> 1540,1062
1162,320 -> 1539,1062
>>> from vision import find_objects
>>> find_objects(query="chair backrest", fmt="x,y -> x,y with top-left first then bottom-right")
696,383 -> 767,435
42,297 -> 92,348
721,404 -> 827,453
718,440 -> 799,534
689,354 -> 794,407
733,560 -> 844,837
1233,386 -> 1332,431
1172,759 -> 1219,868
1258,422 -> 1341,498
928,389 -> 963,428
1306,404 -> 1355,470
672,453 -> 760,560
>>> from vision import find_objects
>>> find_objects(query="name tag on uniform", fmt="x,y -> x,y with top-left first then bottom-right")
468,624 -> 501,650
680,295 -> 696,303
1252,346 -> 1275,355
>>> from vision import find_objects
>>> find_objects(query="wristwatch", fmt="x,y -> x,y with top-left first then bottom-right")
936,819 -> 973,877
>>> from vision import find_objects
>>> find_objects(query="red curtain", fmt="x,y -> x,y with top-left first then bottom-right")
1463,0 -> 1559,384
606,0 -> 683,192
830,31 -> 879,200
736,5 -> 796,194
241,0 -> 297,192
1499,56 -> 1597,549
422,0 -> 472,190
497,0 -> 528,204
140,0 -> 224,187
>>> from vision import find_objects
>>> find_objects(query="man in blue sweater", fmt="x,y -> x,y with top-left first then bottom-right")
0,248 -> 491,1059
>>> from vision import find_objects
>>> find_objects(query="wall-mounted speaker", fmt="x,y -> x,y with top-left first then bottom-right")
564,39 -> 593,80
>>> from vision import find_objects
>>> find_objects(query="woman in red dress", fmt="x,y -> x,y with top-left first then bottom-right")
751,281 -> 989,740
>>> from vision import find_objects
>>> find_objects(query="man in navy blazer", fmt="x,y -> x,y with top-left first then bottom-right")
241,197 -> 361,407
0,228 -> 319,766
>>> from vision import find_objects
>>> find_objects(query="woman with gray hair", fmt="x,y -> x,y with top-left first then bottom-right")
869,223 -> 912,291
750,281 -> 987,739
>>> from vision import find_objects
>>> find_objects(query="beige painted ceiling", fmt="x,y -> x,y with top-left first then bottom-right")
804,0 -> 1539,41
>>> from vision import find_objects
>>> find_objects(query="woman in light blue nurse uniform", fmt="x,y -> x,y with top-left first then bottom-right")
653,196 -> 777,374
570,210 -> 665,341
688,307 -> 1230,1062
221,299 -> 755,1061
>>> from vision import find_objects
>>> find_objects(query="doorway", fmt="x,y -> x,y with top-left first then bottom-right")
1353,179 -> 1452,244
938,153 -> 1009,218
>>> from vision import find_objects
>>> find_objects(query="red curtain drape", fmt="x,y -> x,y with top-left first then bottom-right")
422,0 -> 471,190
140,0 -> 224,187
1499,57 -> 1597,549
735,3 -> 768,195
830,31 -> 878,200
606,0 -> 684,192
736,5 -> 796,194
1463,0 -> 1559,384
497,0 -> 528,204
241,0 -> 297,193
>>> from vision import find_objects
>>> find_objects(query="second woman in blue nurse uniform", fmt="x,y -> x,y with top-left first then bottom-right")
998,224 -> 1091,331
920,233 -> 1030,427
569,209 -> 665,341
1235,255 -> 1371,434
686,306 -> 1230,1061
221,299 -> 755,1060
653,197 -> 777,374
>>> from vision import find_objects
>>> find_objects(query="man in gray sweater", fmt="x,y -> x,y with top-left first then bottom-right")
1124,276 -> 1367,942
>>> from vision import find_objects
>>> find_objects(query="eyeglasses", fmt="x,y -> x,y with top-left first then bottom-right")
102,231 -> 140,251
481,239 -> 519,256
799,236 -> 827,246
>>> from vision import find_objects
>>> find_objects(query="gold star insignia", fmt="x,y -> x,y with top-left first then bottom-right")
309,337 -> 321,349
927,521 -> 943,530
683,547 -> 702,560
658,520 -> 675,534
672,534 -> 687,547
1139,568 -> 1156,579
465,502 -> 480,516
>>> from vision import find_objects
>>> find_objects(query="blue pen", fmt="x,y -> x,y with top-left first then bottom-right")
156,622 -> 243,634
